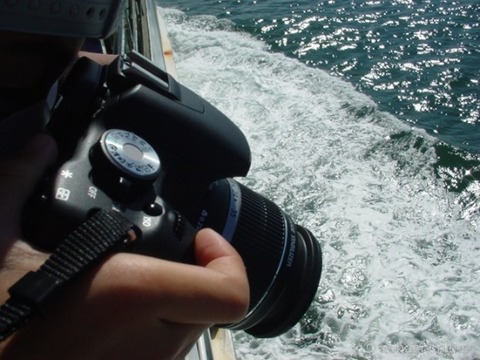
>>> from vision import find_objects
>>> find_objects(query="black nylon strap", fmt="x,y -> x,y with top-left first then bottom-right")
0,209 -> 136,342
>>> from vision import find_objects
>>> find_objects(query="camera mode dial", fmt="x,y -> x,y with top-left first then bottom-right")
100,129 -> 161,179
90,129 -> 161,199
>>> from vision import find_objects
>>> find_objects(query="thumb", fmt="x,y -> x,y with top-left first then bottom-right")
194,228 -> 243,270
0,134 -> 57,234
194,228 -> 250,321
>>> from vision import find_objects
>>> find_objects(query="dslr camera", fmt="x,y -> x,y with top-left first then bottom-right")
25,51 -> 322,338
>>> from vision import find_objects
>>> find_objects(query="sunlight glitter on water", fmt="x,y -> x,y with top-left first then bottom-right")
160,8 -> 479,359
246,0 -> 480,150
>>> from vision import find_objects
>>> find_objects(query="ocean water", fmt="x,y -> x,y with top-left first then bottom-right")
157,1 -> 479,359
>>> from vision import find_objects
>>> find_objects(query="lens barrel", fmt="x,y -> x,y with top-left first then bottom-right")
193,179 -> 322,337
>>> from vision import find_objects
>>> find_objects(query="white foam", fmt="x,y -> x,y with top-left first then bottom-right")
161,8 -> 480,359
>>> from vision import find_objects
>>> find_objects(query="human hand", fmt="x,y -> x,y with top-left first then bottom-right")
0,134 -> 249,360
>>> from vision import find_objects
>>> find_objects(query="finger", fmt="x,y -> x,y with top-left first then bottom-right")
0,134 -> 57,233
168,228 -> 249,323
1,221 -> 247,356
71,230 -> 249,326
190,228 -> 250,322
194,228 -> 245,271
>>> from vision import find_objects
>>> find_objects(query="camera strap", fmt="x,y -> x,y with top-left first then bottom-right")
0,209 -> 137,342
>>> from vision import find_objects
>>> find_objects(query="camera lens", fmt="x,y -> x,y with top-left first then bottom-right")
193,179 -> 322,338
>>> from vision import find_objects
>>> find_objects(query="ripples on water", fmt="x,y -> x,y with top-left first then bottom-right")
159,0 -> 480,153
159,3 -> 479,359
246,0 -> 480,154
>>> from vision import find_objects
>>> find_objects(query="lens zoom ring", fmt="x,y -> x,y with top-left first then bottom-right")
232,183 -> 287,307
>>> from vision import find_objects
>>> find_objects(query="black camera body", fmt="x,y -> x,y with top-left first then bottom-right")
25,52 -> 322,338
26,52 -> 250,261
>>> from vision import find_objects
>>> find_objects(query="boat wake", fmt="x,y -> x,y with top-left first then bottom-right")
161,8 -> 480,359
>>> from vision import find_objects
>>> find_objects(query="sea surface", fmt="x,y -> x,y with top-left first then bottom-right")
157,1 -> 479,359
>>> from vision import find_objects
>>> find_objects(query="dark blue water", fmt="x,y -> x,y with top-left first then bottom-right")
160,0 -> 480,190
160,1 -> 480,152
157,1 -> 480,358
